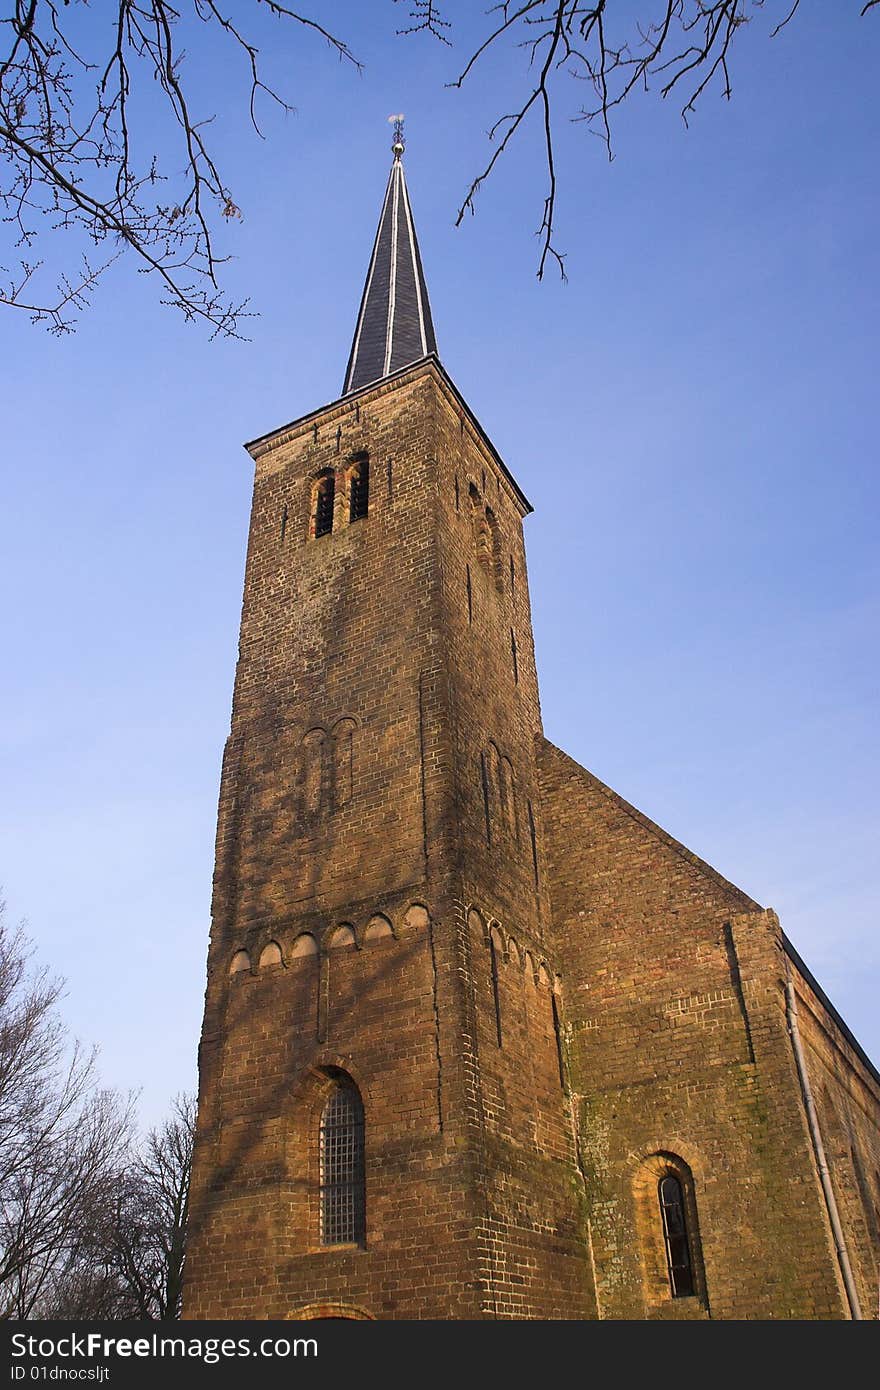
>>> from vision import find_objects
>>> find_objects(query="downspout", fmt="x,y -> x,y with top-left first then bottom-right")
784,972 -> 862,1319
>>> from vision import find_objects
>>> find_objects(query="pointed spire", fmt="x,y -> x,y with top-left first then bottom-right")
343,119 -> 438,395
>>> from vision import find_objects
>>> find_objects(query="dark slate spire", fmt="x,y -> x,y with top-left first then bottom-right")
343,123 -> 437,395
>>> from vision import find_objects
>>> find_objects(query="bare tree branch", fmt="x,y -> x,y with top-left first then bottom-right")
2,4 -> 875,324
401,2 -> 876,281
39,1092 -> 196,1320
393,0 -> 452,44
0,2 -> 360,334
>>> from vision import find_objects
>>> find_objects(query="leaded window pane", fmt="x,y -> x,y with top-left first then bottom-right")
320,1083 -> 365,1246
659,1174 -> 695,1298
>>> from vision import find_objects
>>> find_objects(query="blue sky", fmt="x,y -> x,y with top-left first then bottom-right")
2,4 -> 878,1127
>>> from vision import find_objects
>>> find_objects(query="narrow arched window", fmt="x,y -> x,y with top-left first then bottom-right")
314,475 -> 335,537
301,728 -> 325,816
320,1081 -> 365,1246
502,755 -> 517,835
475,516 -> 491,568
488,741 -> 505,826
485,507 -> 503,591
332,718 -> 356,808
658,1174 -> 695,1297
349,456 -> 369,522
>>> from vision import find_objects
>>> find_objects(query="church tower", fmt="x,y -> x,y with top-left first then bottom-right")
185,135 -> 880,1322
184,134 -> 596,1320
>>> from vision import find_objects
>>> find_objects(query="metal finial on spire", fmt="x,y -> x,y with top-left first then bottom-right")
388,113 -> 405,159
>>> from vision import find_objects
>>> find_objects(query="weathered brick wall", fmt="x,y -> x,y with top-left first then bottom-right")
187,894 -> 489,1319
186,363 -> 596,1320
430,384 -> 551,943
427,383 -> 596,1317
789,955 -> 880,1317
536,738 -> 865,1318
211,374 -> 441,934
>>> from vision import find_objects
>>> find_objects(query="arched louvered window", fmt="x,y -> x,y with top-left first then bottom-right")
349,456 -> 369,522
320,1080 -> 365,1246
658,1174 -> 695,1297
314,475 -> 335,538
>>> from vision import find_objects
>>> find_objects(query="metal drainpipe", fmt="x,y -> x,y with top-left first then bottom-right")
785,973 -> 862,1319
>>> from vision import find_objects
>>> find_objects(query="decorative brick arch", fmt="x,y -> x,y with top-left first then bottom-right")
522,950 -> 536,986
288,1055 -> 373,1115
403,902 -> 431,930
325,923 -> 357,950
364,913 -> 394,942
229,948 -> 250,976
258,940 -> 283,969
466,904 -> 485,938
489,923 -> 505,956
288,1302 -> 374,1320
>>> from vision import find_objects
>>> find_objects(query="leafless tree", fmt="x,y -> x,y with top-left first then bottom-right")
3,4 -> 877,333
30,1093 -> 196,1320
1,2 -> 358,334
36,1255 -> 139,1320
102,1093 -> 195,1320
0,903 -> 132,1319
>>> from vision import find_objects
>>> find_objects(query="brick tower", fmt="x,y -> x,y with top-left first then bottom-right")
184,135 -> 596,1320
185,138 -> 880,1321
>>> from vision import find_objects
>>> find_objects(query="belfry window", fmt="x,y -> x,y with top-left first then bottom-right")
349,456 -> 369,522
315,475 -> 335,537
658,1174 -> 695,1297
320,1080 -> 365,1246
